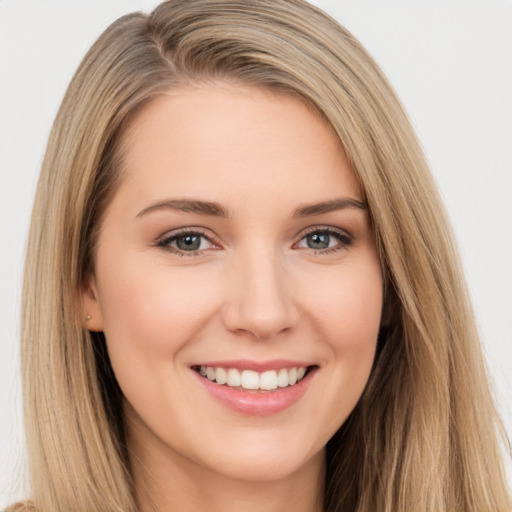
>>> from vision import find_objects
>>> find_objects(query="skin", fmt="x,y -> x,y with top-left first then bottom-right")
83,83 -> 383,512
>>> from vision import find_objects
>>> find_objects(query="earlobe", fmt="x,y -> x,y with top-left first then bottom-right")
81,275 -> 104,332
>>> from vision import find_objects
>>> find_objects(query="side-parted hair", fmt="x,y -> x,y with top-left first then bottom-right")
18,1 -> 511,511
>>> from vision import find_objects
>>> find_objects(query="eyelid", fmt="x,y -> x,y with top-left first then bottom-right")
156,227 -> 222,255
293,225 -> 354,253
155,224 -> 353,257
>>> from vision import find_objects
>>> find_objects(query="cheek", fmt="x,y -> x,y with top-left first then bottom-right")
94,257 -> 225,418
283,258 -> 383,439
305,260 -> 383,348
302,258 -> 383,401
95,252 -> 220,358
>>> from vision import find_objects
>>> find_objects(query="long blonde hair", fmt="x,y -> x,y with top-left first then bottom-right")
18,1 -> 511,511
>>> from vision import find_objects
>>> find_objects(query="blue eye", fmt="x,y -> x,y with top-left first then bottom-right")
296,228 -> 352,253
304,232 -> 332,250
158,230 -> 215,254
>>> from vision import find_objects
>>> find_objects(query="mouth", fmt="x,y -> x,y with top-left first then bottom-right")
191,360 -> 318,415
191,364 -> 316,392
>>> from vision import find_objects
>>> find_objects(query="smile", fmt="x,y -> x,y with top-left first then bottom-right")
192,361 -> 317,415
195,365 -> 308,391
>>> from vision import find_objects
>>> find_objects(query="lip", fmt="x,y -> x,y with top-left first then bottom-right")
192,362 -> 317,416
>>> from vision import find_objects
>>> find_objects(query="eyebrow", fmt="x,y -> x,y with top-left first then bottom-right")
136,197 -> 366,219
136,199 -> 230,218
293,198 -> 367,217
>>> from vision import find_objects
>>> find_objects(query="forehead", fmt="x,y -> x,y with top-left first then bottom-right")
114,83 -> 362,214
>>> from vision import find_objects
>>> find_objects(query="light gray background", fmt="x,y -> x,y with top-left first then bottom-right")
1,0 -> 511,506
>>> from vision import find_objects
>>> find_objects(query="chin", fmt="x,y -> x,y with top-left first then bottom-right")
205,444 -> 325,483
186,425 -> 327,484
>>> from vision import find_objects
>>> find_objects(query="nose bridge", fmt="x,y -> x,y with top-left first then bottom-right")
222,242 -> 298,339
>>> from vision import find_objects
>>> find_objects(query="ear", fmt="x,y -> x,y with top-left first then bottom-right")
81,274 -> 104,332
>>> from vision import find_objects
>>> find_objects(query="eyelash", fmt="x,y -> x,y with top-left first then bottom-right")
295,226 -> 354,255
156,228 -> 218,257
156,226 -> 354,257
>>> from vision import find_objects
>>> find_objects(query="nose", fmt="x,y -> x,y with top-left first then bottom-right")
221,248 -> 299,340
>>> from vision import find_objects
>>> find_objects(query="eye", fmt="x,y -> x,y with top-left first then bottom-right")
295,228 -> 353,254
157,229 -> 218,255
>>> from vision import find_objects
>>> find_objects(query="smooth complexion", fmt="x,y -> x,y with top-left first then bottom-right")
83,84 -> 383,512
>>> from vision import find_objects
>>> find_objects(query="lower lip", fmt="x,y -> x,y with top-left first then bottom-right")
194,369 -> 316,416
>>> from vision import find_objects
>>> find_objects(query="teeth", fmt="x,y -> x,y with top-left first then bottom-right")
197,365 -> 309,390
241,370 -> 259,390
215,367 -> 227,385
277,368 -> 289,388
260,370 -> 278,390
206,367 -> 216,381
227,368 -> 241,387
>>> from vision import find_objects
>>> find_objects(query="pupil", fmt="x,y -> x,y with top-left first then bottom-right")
177,235 -> 200,251
307,233 -> 329,249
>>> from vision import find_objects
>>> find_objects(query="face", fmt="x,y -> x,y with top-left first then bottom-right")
83,84 -> 383,484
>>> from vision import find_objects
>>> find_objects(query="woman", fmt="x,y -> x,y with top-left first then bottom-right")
10,0 -> 511,511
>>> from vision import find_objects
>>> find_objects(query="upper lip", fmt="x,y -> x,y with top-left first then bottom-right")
192,359 -> 315,372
